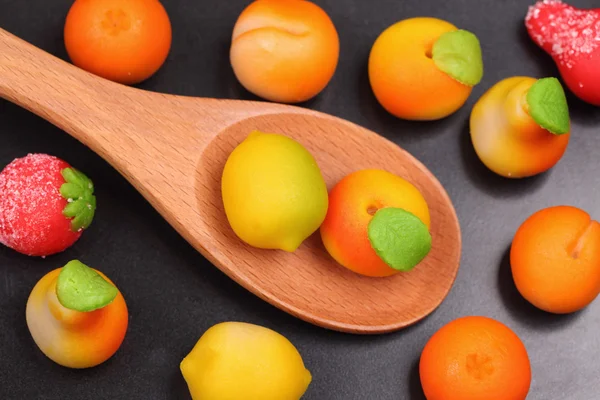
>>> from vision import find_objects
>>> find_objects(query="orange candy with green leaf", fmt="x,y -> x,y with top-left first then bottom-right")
369,17 -> 483,120
26,260 -> 128,369
470,76 -> 571,178
320,169 -> 432,277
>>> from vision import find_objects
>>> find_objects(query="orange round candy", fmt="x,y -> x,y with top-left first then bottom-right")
320,169 -> 430,277
511,205 -> 600,314
64,0 -> 172,85
26,267 -> 128,369
420,316 -> 531,400
368,17 -> 475,120
230,0 -> 339,103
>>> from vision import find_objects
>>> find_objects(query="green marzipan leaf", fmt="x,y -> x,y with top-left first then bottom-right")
526,77 -> 570,135
61,168 -> 79,184
59,183 -> 81,200
63,201 -> 86,217
60,168 -> 97,232
432,29 -> 484,86
56,260 -> 118,312
367,207 -> 432,272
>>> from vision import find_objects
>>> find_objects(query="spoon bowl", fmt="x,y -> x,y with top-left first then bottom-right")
0,28 -> 461,334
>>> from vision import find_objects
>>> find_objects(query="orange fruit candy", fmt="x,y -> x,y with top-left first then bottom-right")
369,17 -> 479,120
320,169 -> 430,277
26,266 -> 128,369
230,0 -> 339,103
64,0 -> 172,85
420,316 -> 531,400
511,205 -> 600,314
470,77 -> 570,178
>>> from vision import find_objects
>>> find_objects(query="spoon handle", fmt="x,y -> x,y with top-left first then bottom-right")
0,27 -> 222,179
0,28 -> 284,160
0,28 -> 134,141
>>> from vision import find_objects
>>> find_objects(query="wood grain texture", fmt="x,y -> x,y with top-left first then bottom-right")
0,27 -> 461,334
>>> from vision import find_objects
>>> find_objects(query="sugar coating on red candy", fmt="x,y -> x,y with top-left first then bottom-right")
525,0 -> 600,69
526,0 -> 600,106
0,154 -> 81,256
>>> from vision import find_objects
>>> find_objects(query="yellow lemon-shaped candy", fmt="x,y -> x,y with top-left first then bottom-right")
221,131 -> 328,252
180,322 -> 312,400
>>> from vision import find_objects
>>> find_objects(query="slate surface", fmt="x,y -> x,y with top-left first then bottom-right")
1,0 -> 599,399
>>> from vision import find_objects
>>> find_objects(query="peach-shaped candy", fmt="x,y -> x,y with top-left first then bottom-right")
369,17 -> 483,120
26,260 -> 128,368
511,206 -> 600,314
470,76 -> 571,178
230,0 -> 339,103
320,169 -> 431,278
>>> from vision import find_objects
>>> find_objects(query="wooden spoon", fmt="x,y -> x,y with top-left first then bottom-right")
0,28 -> 461,334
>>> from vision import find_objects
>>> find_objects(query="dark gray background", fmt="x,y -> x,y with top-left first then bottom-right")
1,0 -> 599,399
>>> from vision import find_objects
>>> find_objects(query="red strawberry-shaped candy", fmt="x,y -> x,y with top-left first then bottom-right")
525,0 -> 600,106
0,154 -> 96,257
